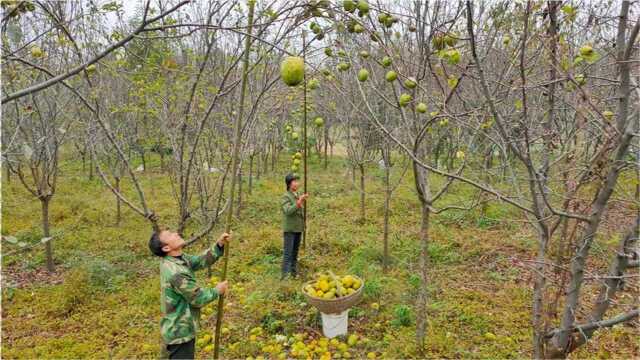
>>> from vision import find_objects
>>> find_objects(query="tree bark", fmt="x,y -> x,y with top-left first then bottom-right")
115,177 -> 122,226
41,197 -> 54,272
383,163 -> 390,272
359,164 -> 365,221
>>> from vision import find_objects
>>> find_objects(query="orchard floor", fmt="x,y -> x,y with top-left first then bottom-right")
2,154 -> 638,359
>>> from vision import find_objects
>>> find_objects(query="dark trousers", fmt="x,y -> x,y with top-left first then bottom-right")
282,232 -> 302,277
165,339 -> 195,360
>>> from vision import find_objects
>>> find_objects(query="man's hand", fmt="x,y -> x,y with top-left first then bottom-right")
215,280 -> 228,295
217,232 -> 231,247
296,193 -> 309,208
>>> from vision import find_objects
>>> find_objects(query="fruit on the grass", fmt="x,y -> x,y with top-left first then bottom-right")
416,102 -> 427,113
357,69 -> 369,82
399,93 -> 412,107
385,71 -> 397,82
404,77 -> 417,89
347,334 -> 358,346
280,56 -> 305,86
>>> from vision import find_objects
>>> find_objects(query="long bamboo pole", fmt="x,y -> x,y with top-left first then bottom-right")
302,30 -> 308,250
213,1 -> 255,358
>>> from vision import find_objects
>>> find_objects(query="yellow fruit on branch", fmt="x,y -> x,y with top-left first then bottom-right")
280,56 -> 305,86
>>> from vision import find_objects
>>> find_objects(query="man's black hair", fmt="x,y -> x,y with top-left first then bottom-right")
285,173 -> 299,191
149,231 -> 167,257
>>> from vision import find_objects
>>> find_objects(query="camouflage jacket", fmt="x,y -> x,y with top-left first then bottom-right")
159,244 -> 224,345
282,190 -> 304,233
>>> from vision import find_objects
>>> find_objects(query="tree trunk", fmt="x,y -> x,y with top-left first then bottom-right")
383,164 -> 390,272
248,155 -> 254,195
359,164 -> 365,221
115,177 -> 122,226
5,163 -> 10,184
324,125 -> 329,169
41,197 -> 54,272
89,156 -> 94,180
416,202 -> 430,355
141,150 -> 146,172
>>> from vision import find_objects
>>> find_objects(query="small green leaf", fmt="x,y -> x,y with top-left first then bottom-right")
3,236 -> 18,244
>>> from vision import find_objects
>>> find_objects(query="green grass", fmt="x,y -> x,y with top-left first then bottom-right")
1,153 -> 637,359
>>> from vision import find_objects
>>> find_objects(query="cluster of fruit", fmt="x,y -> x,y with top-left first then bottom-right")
290,152 -> 302,172
304,272 -> 361,300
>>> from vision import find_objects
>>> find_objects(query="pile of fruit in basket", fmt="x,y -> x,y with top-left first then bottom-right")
304,271 -> 362,300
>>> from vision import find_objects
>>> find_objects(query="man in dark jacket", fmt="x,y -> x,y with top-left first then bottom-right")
281,173 -> 308,279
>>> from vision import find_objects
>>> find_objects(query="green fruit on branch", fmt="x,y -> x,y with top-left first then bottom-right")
86,64 -> 97,74
337,50 -> 347,57
416,102 -> 427,113
404,77 -> 417,89
444,33 -> 458,47
294,152 -> 302,159
359,50 -> 369,58
385,71 -> 397,82
456,150 -> 465,160
603,110 -> 614,120
291,132 -> 299,140
432,34 -> 446,50
324,48 -> 333,57
314,117 -> 324,127
343,0 -> 356,13
579,45 -> 593,57
31,46 -> 43,58
337,62 -> 350,71
354,24 -> 364,33
308,78 -> 319,90
281,56 -> 305,86
293,159 -> 301,166
381,56 -> 392,67
399,93 -> 412,107
439,118 -> 449,126
357,69 -> 369,82
291,165 -> 299,171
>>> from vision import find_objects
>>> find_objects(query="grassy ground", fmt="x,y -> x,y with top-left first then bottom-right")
1,153 -> 637,359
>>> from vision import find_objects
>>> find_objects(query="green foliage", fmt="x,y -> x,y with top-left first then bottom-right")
391,304 -> 413,327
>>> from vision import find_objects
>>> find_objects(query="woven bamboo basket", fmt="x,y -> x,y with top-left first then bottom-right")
302,276 -> 364,314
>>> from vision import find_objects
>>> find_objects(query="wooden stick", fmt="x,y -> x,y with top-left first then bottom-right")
213,1 -> 255,358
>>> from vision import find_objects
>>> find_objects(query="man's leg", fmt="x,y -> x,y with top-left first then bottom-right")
291,232 -> 302,277
282,232 -> 294,278
166,339 -> 195,360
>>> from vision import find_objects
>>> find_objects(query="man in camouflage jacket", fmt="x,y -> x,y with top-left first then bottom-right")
149,229 -> 231,359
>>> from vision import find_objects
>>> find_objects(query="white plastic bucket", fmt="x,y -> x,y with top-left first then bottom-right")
321,310 -> 348,338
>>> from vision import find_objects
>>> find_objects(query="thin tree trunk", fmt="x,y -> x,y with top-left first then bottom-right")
324,125 -> 329,169
416,203 -> 430,355
359,164 -> 365,221
248,155 -> 253,195
115,177 -> 122,226
42,198 -> 54,272
89,156 -> 94,180
383,164 -> 390,272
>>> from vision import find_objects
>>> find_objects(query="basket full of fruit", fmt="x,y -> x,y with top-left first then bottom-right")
302,271 -> 364,314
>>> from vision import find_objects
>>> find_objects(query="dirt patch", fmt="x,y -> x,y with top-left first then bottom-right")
2,265 -> 64,289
